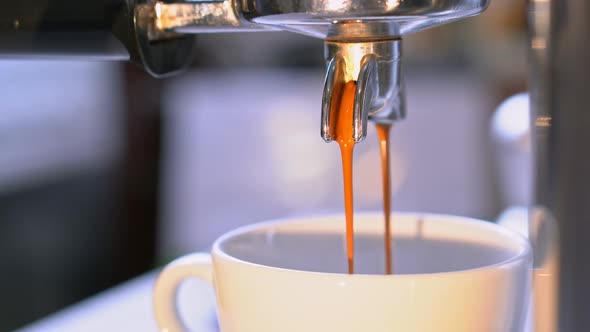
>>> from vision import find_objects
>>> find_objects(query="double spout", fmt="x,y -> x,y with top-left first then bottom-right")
321,39 -> 405,143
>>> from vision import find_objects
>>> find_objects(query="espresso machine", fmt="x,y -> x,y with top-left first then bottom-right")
1,0 -> 587,331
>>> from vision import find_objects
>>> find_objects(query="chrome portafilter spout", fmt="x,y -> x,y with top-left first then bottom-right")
321,39 -> 405,143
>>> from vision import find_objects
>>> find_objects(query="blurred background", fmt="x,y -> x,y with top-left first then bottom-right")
0,1 -> 528,330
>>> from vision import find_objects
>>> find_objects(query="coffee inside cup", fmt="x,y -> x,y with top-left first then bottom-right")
220,214 -> 525,275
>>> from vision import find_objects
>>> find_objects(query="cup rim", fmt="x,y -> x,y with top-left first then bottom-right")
212,211 -> 531,278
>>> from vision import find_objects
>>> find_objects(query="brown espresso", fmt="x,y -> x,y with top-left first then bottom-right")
332,82 -> 394,275
376,123 -> 393,275
331,80 -> 357,274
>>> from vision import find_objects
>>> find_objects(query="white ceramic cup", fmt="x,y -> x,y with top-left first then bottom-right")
154,213 -> 532,332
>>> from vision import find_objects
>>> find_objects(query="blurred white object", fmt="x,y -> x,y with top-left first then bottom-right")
497,206 -> 529,238
491,92 -> 532,207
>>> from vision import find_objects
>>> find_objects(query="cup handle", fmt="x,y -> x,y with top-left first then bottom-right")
153,253 -> 214,332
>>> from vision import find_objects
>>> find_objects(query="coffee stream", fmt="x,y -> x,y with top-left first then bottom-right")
332,81 -> 394,275
376,123 -> 393,275
332,81 -> 357,274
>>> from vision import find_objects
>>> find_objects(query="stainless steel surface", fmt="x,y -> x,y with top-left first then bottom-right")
0,0 -> 489,130
134,2 -> 196,77
321,56 -> 345,143
0,0 -> 194,76
0,0 -> 489,76
529,0 -> 590,330
150,1 -> 273,35
0,0 -> 131,59
321,39 -> 404,143
320,53 -> 373,143
166,0 -> 488,40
